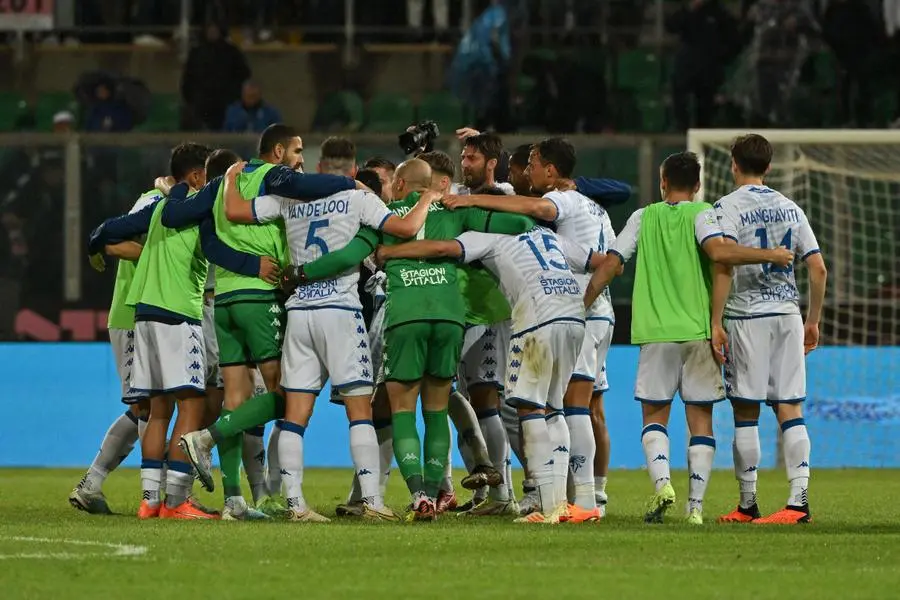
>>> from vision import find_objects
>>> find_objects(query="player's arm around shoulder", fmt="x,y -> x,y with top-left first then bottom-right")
161,179 -> 215,228
375,238 -> 463,266
263,164 -> 358,200
222,161 -> 256,223
379,189 -> 439,239
444,191 -> 557,223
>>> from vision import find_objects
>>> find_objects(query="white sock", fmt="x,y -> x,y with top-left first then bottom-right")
520,414 -> 554,513
478,409 -> 510,502
137,415 -> 148,441
781,418 -> 811,507
733,420 -> 760,509
164,461 -> 193,509
504,456 -> 514,502
564,408 -> 596,509
450,391 -> 492,466
375,420 -> 393,498
84,411 -> 140,492
349,420 -> 382,508
641,424 -> 671,492
594,476 -> 608,501
458,428 -> 488,500
279,422 -> 307,513
546,412 -> 571,509
687,436 -> 716,513
501,402 -> 523,464
266,421 -> 283,497
140,460 -> 162,506
240,427 -> 267,504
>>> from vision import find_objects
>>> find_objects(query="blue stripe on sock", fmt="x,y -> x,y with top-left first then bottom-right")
544,410 -> 563,419
520,413 -> 545,423
140,459 -> 163,469
166,460 -> 193,474
246,426 -> 265,437
735,420 -> 759,428
689,436 -> 716,448
642,423 -> 668,437
280,421 -> 306,436
476,408 -> 499,419
781,417 -> 806,432
373,418 -> 392,430
349,419 -> 374,428
125,410 -> 139,424
563,406 -> 591,416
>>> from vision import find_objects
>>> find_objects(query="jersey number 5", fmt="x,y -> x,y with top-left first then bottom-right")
306,219 -> 329,254
754,228 -> 793,275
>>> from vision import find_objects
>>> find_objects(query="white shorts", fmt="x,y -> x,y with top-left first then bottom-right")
109,328 -> 147,403
201,298 -> 221,388
724,314 -> 806,404
572,318 -> 614,393
505,321 -> 584,412
458,325 -> 503,394
369,303 -> 386,385
634,341 -> 724,405
131,320 -> 206,395
281,308 -> 374,398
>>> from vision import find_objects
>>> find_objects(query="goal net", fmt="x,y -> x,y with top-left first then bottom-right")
687,129 -> 900,468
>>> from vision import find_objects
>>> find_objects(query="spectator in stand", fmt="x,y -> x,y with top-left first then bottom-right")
408,0 -> 450,41
181,22 -> 250,130
822,0 -> 880,127
667,0 -> 739,131
222,81 -> 282,132
84,80 -> 134,132
52,111 -> 75,133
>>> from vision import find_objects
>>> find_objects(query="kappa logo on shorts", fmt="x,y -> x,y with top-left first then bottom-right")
126,330 -> 134,339
509,374 -> 518,382
274,330 -> 282,341
190,331 -> 201,341
356,326 -> 365,334
483,356 -> 496,366
354,312 -> 362,320
270,318 -> 280,327
189,361 -> 202,371
362,368 -> 371,379
189,346 -> 201,355
484,370 -> 495,380
126,344 -> 134,353
125,358 -> 133,367
358,340 -> 368,349
510,359 -> 521,369
268,304 -> 283,314
484,343 -> 495,352
512,344 -> 522,354
360,355 -> 370,364
190,376 -> 202,385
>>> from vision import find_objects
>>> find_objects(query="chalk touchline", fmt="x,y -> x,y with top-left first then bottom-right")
0,536 -> 148,560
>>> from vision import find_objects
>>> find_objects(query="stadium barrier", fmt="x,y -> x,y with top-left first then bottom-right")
2,343 -> 897,469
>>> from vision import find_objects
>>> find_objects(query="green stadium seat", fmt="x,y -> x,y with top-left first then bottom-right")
35,92 -> 77,131
364,92 -> 415,133
313,90 -> 364,132
138,94 -> 180,132
0,92 -> 26,131
616,50 -> 662,93
636,97 -> 666,132
418,91 -> 465,135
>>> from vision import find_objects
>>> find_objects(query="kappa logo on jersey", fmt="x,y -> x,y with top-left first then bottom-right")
189,345 -> 201,355
484,343 -> 495,352
190,376 -> 202,385
360,355 -> 370,364
358,340 -> 368,349
125,358 -> 133,367
356,325 -> 365,335
400,453 -> 418,464
274,330 -> 282,341
189,361 -> 202,371
126,330 -> 134,339
270,318 -> 280,327
569,454 -> 586,472
268,304 -> 282,314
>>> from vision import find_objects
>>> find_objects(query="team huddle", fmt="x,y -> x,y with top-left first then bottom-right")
70,126 -> 826,525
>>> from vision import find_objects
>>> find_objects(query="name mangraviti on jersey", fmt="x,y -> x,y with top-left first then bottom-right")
399,266 -> 449,287
540,275 -> 581,296
294,278 -> 339,300
736,206 -> 802,227
286,198 -> 351,220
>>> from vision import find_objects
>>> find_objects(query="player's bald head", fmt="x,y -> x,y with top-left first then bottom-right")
391,158 -> 432,199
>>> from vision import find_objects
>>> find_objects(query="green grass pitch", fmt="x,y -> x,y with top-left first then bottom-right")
1,468 -> 899,599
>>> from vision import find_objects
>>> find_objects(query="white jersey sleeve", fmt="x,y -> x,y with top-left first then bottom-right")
357,190 -> 393,230
609,208 -> 644,263
795,210 -> 821,260
542,190 -> 575,223
252,195 -> 284,223
715,200 -> 740,242
558,234 -> 593,274
456,231 -> 499,264
694,207 -> 724,246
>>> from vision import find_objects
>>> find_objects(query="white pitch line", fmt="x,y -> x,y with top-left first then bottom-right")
0,536 -> 148,560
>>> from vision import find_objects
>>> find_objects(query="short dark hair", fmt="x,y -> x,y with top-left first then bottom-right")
661,151 -> 701,191
473,185 -> 507,196
509,144 -> 532,169
356,168 -> 383,198
533,138 -> 576,178
465,132 -> 503,162
418,150 -> 455,179
258,124 -> 298,156
205,148 -> 241,180
320,136 -> 356,161
362,156 -> 396,172
731,134 -> 773,176
170,142 -> 213,180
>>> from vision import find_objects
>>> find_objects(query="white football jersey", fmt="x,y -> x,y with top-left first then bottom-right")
455,226 -> 586,337
252,189 -> 393,310
714,185 -> 820,318
544,189 -> 616,323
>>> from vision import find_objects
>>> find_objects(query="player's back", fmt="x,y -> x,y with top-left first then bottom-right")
543,189 -> 615,321
459,226 -> 584,336
715,184 -> 818,317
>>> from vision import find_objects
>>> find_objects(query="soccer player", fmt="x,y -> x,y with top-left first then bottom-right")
375,221 -> 609,523
87,143 -> 266,519
711,134 -> 826,525
216,137 -> 433,521
166,125 -> 361,519
288,158 -> 534,520
362,157 -> 396,203
69,187 -> 161,514
584,151 -> 793,525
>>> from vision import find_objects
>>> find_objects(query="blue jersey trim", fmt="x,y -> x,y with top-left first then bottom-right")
569,373 -> 596,383
635,396 -> 673,405
286,305 -> 363,313
586,316 -> 615,323
801,248 -> 821,261
510,317 -> 585,339
134,303 -> 201,326
506,396 -> 545,410
282,387 -> 322,394
333,379 -> 375,389
584,250 -> 594,273
723,234 -> 739,242
700,232 -> 723,245
724,312 -> 795,321
251,197 -> 260,223
455,239 -> 467,263
684,398 -> 726,405
376,213 -> 391,231
608,248 -> 625,264
131,384 -> 205,395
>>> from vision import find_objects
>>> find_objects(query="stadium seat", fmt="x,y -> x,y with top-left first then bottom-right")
313,90 -> 365,132
0,92 -> 26,131
36,92 -> 77,131
636,97 -> 666,132
418,91 -> 465,135
137,94 -> 180,132
364,92 -> 415,133
616,50 -> 662,93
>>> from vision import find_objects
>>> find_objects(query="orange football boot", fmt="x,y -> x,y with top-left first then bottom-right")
718,504 -> 761,523
159,497 -> 221,520
753,506 -> 811,524
137,500 -> 160,520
